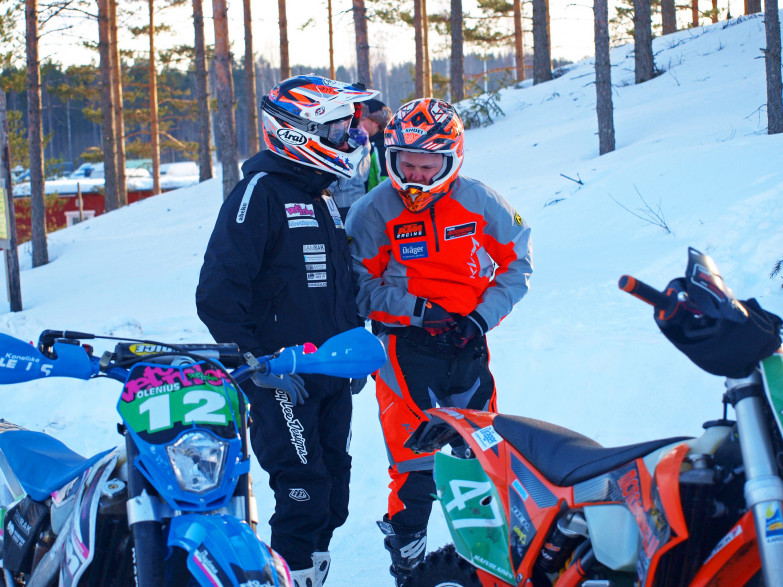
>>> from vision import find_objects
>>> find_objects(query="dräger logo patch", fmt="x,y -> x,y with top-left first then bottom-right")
399,241 -> 428,260
445,222 -> 477,240
394,222 -> 426,240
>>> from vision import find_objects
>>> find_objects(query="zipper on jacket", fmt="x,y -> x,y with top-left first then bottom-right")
429,207 -> 440,252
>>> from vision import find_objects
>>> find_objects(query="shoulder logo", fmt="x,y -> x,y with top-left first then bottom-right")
277,128 -> 307,146
514,211 -> 523,226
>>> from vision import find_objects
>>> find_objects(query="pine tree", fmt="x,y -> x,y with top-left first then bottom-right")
278,0 -> 291,79
26,0 -> 48,266
594,0 -> 615,154
192,0 -> 213,180
212,0 -> 239,198
353,0 -> 373,87
242,0 -> 259,154
764,0 -> 782,133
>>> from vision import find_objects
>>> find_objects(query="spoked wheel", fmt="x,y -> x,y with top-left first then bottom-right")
403,544 -> 482,587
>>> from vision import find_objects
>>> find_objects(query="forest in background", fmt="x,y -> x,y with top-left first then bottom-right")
0,0 -> 779,276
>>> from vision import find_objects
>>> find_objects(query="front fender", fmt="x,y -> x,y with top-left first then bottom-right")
167,514 -> 292,586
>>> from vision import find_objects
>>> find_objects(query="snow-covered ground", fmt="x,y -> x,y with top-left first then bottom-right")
1,14 -> 782,584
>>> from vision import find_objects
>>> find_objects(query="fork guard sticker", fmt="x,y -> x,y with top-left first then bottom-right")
765,502 -> 783,542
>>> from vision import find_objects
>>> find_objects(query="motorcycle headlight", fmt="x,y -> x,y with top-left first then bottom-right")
166,430 -> 228,494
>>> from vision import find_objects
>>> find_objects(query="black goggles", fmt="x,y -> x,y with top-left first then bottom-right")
262,96 -> 352,145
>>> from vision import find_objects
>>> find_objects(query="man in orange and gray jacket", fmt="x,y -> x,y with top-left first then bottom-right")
345,97 -> 533,585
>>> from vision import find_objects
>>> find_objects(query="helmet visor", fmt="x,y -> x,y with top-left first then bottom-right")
325,116 -> 352,147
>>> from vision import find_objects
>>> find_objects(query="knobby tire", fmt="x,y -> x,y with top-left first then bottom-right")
403,544 -> 482,587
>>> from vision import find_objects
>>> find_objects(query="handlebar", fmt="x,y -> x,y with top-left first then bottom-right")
111,342 -> 243,368
618,275 -> 681,321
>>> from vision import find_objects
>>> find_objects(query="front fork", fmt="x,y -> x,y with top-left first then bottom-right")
125,436 -> 167,587
728,372 -> 783,585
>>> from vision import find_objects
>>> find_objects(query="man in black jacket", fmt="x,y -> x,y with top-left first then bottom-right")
196,75 -> 378,587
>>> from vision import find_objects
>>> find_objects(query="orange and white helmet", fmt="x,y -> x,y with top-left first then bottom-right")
384,98 -> 465,212
261,75 -> 378,179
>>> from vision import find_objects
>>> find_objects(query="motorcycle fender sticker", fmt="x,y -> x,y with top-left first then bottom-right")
61,451 -> 119,587
764,502 -> 783,543
705,523 -> 743,563
508,487 -> 536,570
471,425 -> 502,451
191,546 -> 233,585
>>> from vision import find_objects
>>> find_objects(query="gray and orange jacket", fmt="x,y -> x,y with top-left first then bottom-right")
345,176 -> 533,331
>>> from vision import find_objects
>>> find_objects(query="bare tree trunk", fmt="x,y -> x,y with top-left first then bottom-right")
594,0 -> 615,154
25,0 -> 48,266
109,0 -> 126,207
193,0 -> 213,181
353,0 -> 372,86
513,0 -> 525,82
634,0 -> 655,83
328,0 -> 335,78
148,0 -> 161,195
765,0 -> 783,133
746,0 -> 761,14
414,0 -> 424,97
212,0 -> 239,198
0,92 -> 23,311
451,0 -> 464,102
661,0 -> 677,34
532,0 -> 552,83
711,0 -> 718,21
422,0 -> 432,96
98,0 -> 119,212
692,0 -> 699,26
243,0 -> 259,154
278,0 -> 290,79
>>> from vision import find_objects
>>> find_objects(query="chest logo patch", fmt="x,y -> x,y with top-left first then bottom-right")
394,221 -> 426,240
444,222 -> 477,240
285,203 -> 315,218
399,241 -> 428,260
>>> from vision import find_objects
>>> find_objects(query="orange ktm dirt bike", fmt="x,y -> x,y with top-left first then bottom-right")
404,247 -> 783,587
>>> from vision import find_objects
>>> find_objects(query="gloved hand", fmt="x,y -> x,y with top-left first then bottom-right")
451,315 -> 484,348
350,377 -> 367,395
252,371 -> 309,406
422,301 -> 457,336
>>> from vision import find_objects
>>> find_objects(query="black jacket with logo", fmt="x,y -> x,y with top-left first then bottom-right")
196,151 -> 358,357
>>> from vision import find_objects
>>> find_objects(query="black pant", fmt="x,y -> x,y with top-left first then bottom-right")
376,330 -> 497,535
247,374 -> 351,570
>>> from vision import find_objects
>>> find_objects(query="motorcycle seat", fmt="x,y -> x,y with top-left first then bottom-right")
493,414 -> 690,487
0,429 -> 113,501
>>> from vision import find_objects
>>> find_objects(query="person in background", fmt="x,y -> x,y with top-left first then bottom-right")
359,98 -> 393,191
327,101 -> 372,221
196,75 -> 378,587
345,97 -> 533,586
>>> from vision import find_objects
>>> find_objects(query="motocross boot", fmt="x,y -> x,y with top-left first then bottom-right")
289,566 -> 316,587
312,551 -> 330,586
377,519 -> 427,586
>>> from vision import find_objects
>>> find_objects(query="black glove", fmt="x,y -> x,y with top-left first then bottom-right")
422,300 -> 457,336
451,315 -> 484,348
350,377 -> 367,394
656,278 -> 782,378
252,371 -> 309,406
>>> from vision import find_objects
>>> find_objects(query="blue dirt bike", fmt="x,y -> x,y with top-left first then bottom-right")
0,327 -> 385,586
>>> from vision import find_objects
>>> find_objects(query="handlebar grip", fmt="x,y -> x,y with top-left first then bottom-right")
618,275 -> 675,309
